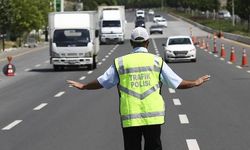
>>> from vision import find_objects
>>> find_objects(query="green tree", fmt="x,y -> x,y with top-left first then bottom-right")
0,0 -> 12,35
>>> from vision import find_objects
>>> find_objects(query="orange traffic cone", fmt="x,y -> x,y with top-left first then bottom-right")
205,42 -> 209,51
241,48 -> 248,67
6,56 -> 15,76
213,37 -> 218,53
192,36 -> 197,44
230,47 -> 236,63
202,39 -> 206,49
198,39 -> 201,48
220,44 -> 226,58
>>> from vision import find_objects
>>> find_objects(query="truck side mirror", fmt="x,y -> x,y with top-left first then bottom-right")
95,30 -> 99,38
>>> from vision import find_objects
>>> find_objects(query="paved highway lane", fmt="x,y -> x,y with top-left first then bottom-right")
0,11 -> 250,150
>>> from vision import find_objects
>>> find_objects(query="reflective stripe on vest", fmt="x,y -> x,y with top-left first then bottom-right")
121,111 -> 165,121
117,56 -> 161,74
118,83 -> 160,100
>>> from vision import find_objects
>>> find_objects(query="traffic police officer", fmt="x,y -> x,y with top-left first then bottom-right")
67,27 -> 210,150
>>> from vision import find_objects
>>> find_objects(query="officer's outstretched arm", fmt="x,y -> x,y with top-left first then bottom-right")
177,75 -> 210,89
66,79 -> 103,90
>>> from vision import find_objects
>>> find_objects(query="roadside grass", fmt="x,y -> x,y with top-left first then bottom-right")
168,8 -> 250,37
0,41 -> 16,51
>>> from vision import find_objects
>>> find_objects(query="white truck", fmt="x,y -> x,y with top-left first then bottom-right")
98,6 -> 125,44
48,11 -> 99,71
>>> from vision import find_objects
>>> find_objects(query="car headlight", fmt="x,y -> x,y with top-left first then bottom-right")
190,48 -> 196,52
166,50 -> 172,53
84,52 -> 92,57
52,51 -> 60,57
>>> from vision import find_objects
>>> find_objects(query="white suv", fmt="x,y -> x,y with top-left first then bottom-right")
162,36 -> 197,62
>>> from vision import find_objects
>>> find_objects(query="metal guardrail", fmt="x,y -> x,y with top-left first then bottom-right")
170,12 -> 250,45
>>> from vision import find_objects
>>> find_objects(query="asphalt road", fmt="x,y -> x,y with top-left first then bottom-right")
0,10 -> 250,150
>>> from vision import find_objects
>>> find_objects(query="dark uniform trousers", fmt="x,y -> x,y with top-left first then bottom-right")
122,124 -> 162,150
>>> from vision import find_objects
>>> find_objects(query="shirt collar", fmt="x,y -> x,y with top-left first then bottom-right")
132,47 -> 148,53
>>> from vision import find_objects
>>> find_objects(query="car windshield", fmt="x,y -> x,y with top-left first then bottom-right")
53,29 -> 90,47
102,20 -> 121,27
168,38 -> 191,45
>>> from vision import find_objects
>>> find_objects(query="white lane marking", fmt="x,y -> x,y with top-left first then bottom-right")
173,98 -> 181,106
98,62 -> 102,65
220,58 -> 225,61
35,64 -> 41,67
105,55 -> 109,58
108,52 -> 112,55
179,114 -> 189,124
214,54 -> 218,57
227,61 -> 233,64
168,88 -> 176,93
79,76 -> 86,80
247,70 -> 250,73
209,52 -> 213,54
87,71 -> 93,74
24,68 -> 31,72
186,139 -> 200,150
102,58 -> 106,61
33,103 -> 48,110
2,120 -> 22,130
54,91 -> 65,97
236,65 -> 242,69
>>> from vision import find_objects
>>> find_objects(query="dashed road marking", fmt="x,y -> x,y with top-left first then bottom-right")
98,62 -> 102,65
54,91 -> 65,97
220,58 -> 225,61
2,120 -> 22,130
179,114 -> 189,124
236,65 -> 242,69
105,55 -> 109,58
33,103 -> 47,110
227,61 -> 233,64
24,68 -> 31,72
35,64 -> 41,67
186,139 -> 200,150
247,70 -> 250,73
87,71 -> 93,74
102,58 -> 106,61
173,98 -> 181,106
79,76 -> 86,80
168,88 -> 176,93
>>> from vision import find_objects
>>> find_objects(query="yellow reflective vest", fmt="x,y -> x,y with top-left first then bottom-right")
114,52 -> 165,128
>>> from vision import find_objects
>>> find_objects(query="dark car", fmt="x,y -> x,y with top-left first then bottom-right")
135,19 -> 145,28
149,25 -> 163,34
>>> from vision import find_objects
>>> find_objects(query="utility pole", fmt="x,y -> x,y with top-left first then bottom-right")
232,0 -> 235,26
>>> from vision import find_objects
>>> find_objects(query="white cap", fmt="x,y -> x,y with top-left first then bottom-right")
131,27 -> 149,42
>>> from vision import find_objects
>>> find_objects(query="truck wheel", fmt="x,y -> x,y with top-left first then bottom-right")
53,65 -> 63,71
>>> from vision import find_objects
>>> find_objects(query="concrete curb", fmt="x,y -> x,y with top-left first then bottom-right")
169,12 -> 250,45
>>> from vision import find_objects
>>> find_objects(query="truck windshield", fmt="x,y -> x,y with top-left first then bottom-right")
53,29 -> 90,47
102,21 -> 121,27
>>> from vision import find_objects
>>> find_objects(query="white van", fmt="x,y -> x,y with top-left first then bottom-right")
218,10 -> 231,19
136,10 -> 145,18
